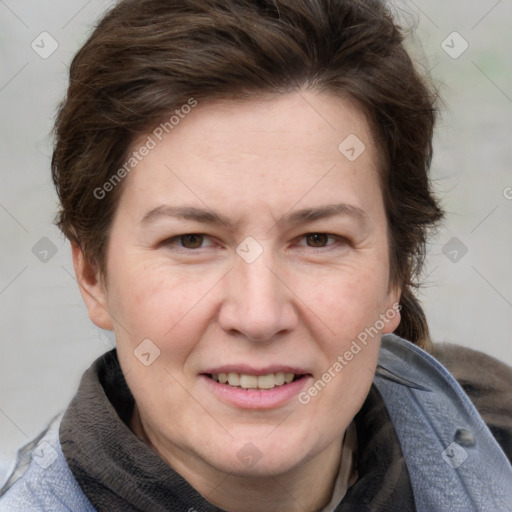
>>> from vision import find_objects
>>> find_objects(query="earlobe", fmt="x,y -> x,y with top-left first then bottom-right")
382,287 -> 402,334
382,305 -> 401,334
71,243 -> 114,330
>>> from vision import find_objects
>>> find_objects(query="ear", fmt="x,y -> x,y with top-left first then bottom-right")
71,242 -> 114,330
382,284 -> 401,334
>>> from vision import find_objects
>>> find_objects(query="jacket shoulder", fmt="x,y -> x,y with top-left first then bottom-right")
431,341 -> 512,463
0,415 -> 95,512
376,334 -> 512,512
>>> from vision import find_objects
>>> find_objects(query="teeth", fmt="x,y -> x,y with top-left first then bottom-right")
257,374 -> 276,389
211,371 -> 297,389
240,375 -> 258,389
228,372 -> 240,387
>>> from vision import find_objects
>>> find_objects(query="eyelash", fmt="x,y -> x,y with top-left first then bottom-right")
161,233 -> 349,251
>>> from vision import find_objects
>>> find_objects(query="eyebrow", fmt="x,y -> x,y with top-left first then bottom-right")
141,205 -> 235,229
140,203 -> 370,230
283,203 -> 369,227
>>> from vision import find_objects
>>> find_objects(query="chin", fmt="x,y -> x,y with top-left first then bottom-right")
221,449 -> 306,478
203,430 -> 318,478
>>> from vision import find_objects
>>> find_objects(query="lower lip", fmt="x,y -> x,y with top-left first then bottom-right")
201,375 -> 311,409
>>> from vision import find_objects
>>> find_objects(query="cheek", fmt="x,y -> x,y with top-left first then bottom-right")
297,266 -> 387,423
106,255 -> 212,336
293,261 -> 391,344
105,260 -> 233,380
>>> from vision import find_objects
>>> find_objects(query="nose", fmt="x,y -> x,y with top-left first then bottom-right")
218,250 -> 298,342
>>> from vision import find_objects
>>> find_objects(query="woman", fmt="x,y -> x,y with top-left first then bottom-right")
1,0 -> 511,510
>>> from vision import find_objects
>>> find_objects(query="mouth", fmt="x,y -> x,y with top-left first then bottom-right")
206,372 -> 308,390
201,365 -> 312,408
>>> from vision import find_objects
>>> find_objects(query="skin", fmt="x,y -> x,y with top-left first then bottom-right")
73,90 -> 401,512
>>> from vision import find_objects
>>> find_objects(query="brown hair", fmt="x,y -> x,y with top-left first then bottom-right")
52,0 -> 444,350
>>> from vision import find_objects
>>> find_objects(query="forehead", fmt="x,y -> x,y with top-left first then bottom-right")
116,90 -> 383,225
151,91 -> 375,162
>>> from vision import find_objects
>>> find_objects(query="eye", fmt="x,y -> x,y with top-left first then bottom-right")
179,234 -> 205,249
162,234 -> 213,250
300,233 -> 342,248
304,233 -> 331,248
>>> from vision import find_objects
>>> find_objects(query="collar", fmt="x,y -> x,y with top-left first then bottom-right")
321,420 -> 358,512
60,349 -> 415,512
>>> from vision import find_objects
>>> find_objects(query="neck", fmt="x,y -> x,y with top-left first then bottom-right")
130,405 -> 344,512
203,443 -> 343,512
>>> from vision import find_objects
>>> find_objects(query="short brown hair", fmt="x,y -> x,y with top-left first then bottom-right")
52,0 -> 444,349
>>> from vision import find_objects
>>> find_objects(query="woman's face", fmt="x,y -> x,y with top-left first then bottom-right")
77,90 -> 400,480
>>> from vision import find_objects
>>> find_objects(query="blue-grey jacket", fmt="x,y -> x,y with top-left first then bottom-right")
1,334 -> 511,511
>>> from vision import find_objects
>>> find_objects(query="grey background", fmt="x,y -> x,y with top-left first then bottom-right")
1,0 -> 511,478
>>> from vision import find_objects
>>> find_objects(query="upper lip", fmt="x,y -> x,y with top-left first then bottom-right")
202,365 -> 310,376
